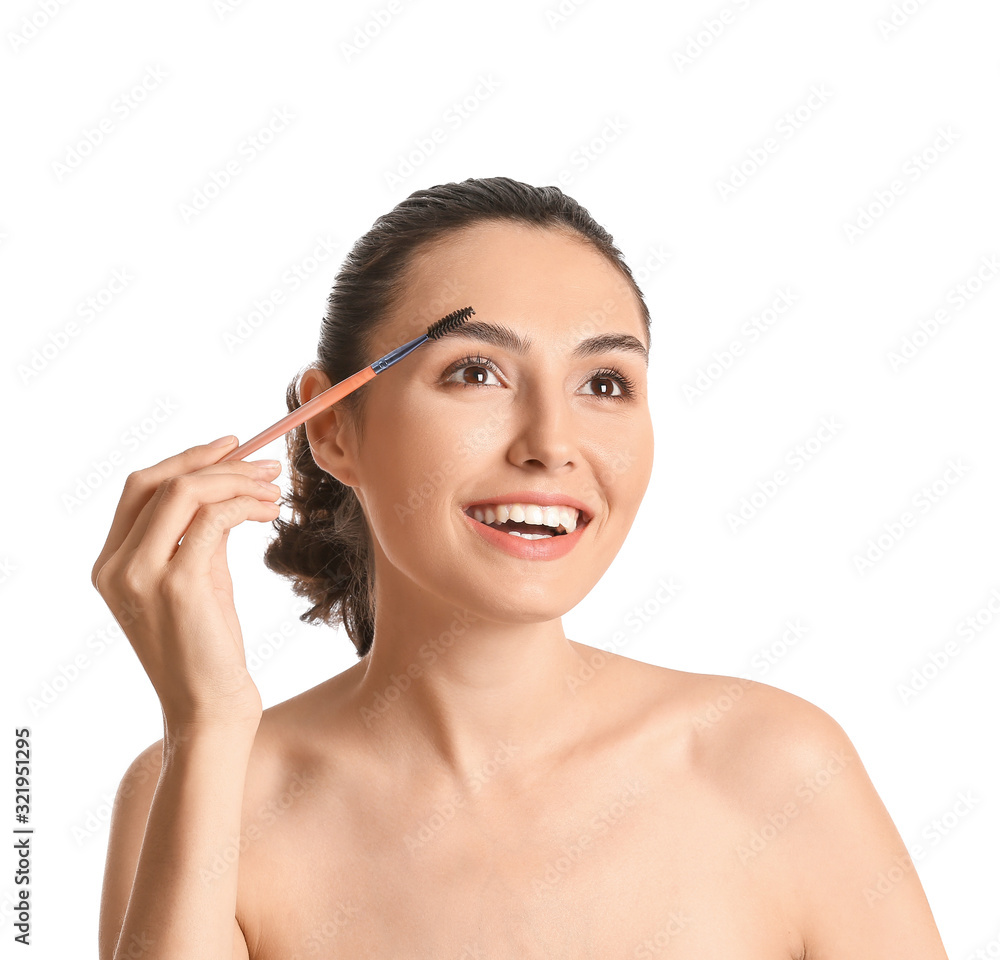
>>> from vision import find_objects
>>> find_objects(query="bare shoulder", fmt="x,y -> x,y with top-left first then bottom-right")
681,669 -> 853,788
99,740 -> 164,959
591,653 -> 848,783
238,663 -> 369,799
637,661 -> 891,846
631,662 -> 948,958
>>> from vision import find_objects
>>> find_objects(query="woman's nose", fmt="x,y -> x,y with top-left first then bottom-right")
505,388 -> 579,472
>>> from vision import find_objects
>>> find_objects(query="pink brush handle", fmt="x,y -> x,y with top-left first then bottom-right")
220,366 -> 377,462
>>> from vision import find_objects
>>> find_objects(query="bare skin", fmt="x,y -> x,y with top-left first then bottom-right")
97,222 -> 948,958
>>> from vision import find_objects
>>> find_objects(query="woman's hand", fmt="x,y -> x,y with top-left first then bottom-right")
91,436 -> 282,730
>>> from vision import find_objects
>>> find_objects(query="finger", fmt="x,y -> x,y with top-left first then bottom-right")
91,436 -> 243,588
120,459 -> 277,568
124,473 -> 281,574
170,495 -> 281,579
93,442 -> 281,591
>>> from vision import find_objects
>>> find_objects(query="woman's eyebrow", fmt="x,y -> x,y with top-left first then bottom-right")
441,320 -> 649,365
574,332 -> 649,365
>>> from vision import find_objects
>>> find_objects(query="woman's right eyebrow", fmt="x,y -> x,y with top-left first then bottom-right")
442,321 -> 649,365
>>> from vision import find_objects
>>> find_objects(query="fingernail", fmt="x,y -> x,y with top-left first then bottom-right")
210,435 -> 237,447
253,459 -> 282,470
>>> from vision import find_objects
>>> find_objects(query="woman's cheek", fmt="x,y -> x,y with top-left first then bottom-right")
363,448 -> 452,552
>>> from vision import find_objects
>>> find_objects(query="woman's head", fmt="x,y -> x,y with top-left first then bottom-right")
264,177 -> 653,658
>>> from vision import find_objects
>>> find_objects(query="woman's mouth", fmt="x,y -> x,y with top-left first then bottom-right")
460,498 -> 592,559
463,502 -> 581,539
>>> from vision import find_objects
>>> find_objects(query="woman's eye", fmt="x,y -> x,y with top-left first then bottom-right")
580,367 -> 636,400
443,359 -> 502,387
581,376 -> 623,398
441,357 -> 635,400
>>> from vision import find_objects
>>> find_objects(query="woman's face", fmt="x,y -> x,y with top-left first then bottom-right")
307,220 -> 654,625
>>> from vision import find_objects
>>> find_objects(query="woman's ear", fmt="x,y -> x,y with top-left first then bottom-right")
298,367 -> 362,487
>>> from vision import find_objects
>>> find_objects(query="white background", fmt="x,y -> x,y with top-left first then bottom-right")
2,0 -> 998,956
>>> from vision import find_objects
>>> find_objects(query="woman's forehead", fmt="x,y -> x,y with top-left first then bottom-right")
388,222 -> 644,343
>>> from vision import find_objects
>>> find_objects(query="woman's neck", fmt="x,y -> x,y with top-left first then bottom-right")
344,574 -> 596,788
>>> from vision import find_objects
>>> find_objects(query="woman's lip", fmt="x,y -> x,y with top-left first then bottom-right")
461,491 -> 594,522
461,509 -> 588,560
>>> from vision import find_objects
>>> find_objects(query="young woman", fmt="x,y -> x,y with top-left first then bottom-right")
93,177 -> 948,959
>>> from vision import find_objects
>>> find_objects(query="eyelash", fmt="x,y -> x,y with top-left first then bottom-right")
441,354 -> 637,401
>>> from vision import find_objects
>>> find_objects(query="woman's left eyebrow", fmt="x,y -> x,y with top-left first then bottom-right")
573,332 -> 649,365
441,321 -> 649,365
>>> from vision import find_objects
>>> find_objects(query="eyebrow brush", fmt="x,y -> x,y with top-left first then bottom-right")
220,306 -> 475,463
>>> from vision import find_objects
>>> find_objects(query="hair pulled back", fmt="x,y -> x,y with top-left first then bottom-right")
263,176 -> 651,658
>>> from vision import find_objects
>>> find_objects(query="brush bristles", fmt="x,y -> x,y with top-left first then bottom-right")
426,305 -> 475,340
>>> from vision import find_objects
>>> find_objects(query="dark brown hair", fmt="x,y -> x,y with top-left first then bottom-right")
263,176 -> 651,658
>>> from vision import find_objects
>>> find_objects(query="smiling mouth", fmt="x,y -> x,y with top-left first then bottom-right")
462,504 -> 587,540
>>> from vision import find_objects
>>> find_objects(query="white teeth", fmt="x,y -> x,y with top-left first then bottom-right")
466,501 -> 584,535
561,507 -> 578,534
507,531 -> 552,540
524,504 -> 544,524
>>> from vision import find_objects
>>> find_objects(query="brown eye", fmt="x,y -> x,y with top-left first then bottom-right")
442,355 -> 503,388
579,367 -> 636,401
588,377 -> 620,397
462,365 -> 491,385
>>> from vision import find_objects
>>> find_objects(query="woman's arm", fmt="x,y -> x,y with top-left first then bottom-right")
99,722 -> 259,960
737,685 -> 950,958
91,437 -> 284,959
